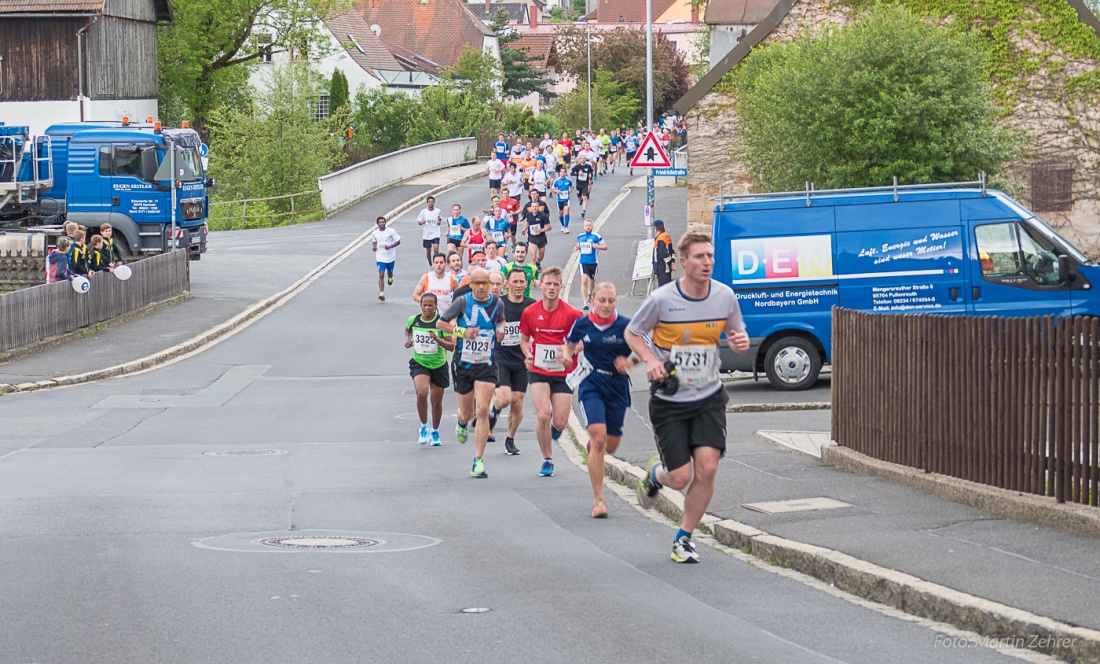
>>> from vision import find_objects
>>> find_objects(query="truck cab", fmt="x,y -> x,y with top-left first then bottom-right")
712,179 -> 1100,390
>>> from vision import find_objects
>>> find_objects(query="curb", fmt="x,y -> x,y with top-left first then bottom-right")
823,445 -> 1100,541
0,169 -> 484,397
559,417 -> 1100,662
726,401 -> 831,413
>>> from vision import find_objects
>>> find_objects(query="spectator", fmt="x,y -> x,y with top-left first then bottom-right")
47,236 -> 75,283
70,229 -> 90,276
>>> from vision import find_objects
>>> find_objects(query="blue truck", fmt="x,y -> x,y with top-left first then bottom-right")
713,179 -> 1100,390
0,120 -> 209,259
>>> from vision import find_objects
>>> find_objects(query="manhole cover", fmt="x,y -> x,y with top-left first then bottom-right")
259,536 -> 380,549
204,449 -> 288,457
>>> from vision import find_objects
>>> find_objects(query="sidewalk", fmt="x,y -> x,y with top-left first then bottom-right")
565,180 -> 1100,661
0,163 -> 483,386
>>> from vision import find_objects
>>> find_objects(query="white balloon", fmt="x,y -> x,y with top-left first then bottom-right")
71,276 -> 90,293
114,264 -> 132,281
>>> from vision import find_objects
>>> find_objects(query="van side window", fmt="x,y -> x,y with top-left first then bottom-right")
98,146 -> 112,175
975,222 -> 1063,286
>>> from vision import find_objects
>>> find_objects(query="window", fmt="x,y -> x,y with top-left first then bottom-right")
1031,162 -> 1073,212
974,222 -> 1065,286
98,145 -> 147,178
312,94 -> 330,122
259,34 -> 273,64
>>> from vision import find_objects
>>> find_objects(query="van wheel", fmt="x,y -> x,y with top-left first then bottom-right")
763,337 -> 821,391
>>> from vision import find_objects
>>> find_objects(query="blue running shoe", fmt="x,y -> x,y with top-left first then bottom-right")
539,458 -> 555,477
430,430 -> 441,446
418,425 -> 429,445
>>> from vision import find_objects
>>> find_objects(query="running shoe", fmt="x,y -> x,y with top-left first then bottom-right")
504,438 -> 520,456
637,455 -> 662,509
592,500 -> 608,519
418,425 -> 429,445
539,458 -> 555,477
487,431 -> 496,443
387,276 -> 393,286
378,292 -> 385,302
583,302 -> 590,311
456,423 -> 469,444
671,536 -> 700,563
471,457 -> 487,478
430,430 -> 441,446
563,227 -> 569,234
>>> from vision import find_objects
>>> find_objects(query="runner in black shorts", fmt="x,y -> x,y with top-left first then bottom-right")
437,267 -> 506,478
625,232 -> 751,564
405,294 -> 456,447
492,268 -> 536,456
570,156 -> 594,219
522,190 -> 551,268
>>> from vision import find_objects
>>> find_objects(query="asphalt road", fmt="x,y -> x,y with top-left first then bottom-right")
0,171 -> 1024,663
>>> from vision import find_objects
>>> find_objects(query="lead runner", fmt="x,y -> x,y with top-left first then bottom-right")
624,232 -> 750,563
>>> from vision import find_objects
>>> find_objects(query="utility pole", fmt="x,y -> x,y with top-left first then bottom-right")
587,21 -> 592,131
645,0 -> 654,240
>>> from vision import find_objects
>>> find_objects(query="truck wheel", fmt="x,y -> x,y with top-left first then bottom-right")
763,337 -> 821,391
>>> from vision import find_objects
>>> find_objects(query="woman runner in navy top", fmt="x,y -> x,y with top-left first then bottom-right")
564,282 -> 636,518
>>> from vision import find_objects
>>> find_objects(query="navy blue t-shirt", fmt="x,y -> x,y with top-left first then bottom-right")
567,313 -> 633,405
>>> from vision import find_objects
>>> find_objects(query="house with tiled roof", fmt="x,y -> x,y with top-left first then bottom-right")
0,0 -> 170,133
467,0 -> 531,24
358,0 -> 501,70
674,0 -> 1100,257
586,0 -> 677,23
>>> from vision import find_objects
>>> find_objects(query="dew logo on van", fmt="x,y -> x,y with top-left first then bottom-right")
730,235 -> 833,283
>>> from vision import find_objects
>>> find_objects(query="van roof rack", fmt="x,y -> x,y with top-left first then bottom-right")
714,173 -> 987,209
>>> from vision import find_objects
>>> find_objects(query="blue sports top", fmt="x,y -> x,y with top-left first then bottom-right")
494,141 -> 509,160
576,232 -> 603,265
447,215 -> 470,240
552,177 -> 573,201
567,313 -> 633,402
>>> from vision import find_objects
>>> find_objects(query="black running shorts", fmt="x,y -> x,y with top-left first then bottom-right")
410,359 -> 450,389
452,361 -> 499,395
649,388 -> 728,472
496,362 -> 529,392
581,263 -> 597,278
528,372 -> 572,395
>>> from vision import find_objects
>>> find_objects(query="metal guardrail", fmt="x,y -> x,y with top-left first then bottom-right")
832,308 -> 1100,507
318,137 -> 476,214
0,250 -> 189,353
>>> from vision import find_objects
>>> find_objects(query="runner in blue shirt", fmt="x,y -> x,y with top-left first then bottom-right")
484,204 -> 512,257
445,203 -> 470,254
574,217 -> 607,311
625,131 -> 640,175
550,169 -> 574,232
564,282 -> 635,518
494,134 -> 510,161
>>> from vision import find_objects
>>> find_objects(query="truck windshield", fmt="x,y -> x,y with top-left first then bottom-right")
176,146 -> 203,182
1027,216 -> 1092,266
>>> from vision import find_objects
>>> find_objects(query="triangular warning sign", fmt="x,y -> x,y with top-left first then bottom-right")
629,132 -> 671,168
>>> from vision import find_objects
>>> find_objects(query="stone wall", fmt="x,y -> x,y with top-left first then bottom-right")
685,0 -> 1100,257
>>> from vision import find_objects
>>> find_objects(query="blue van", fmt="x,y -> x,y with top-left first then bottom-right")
713,179 -> 1100,390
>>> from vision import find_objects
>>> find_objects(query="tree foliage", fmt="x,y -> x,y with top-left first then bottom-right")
207,63 -> 345,206
550,69 -> 640,130
554,26 -> 690,117
158,0 -> 350,136
732,8 -> 1020,191
329,68 -> 349,112
349,87 -> 418,158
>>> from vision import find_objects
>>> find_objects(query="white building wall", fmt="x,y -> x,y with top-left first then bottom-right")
0,99 -> 159,135
248,31 -> 385,99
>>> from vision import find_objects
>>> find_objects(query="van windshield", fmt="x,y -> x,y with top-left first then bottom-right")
1027,216 -> 1092,265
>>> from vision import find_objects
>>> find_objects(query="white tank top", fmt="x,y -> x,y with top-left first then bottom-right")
425,272 -> 455,310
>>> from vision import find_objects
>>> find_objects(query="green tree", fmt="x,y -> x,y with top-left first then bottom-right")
349,87 -> 419,157
329,69 -> 350,112
550,69 -> 640,130
158,0 -> 351,137
207,62 -> 345,216
408,54 -> 498,145
572,0 -> 587,15
489,10 -> 553,99
449,46 -> 503,102
732,8 -> 1020,191
554,26 -> 691,116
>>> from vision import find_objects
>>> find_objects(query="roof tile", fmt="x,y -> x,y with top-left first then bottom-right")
357,0 -> 494,69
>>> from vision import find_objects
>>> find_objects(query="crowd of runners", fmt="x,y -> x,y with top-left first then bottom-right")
379,128 -> 750,564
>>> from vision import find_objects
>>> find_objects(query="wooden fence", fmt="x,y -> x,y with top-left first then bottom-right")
0,250 -> 189,354
832,308 -> 1099,506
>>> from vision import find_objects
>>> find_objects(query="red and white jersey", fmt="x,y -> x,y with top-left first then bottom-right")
520,299 -> 583,377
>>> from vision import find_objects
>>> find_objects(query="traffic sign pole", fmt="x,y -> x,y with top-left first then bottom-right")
646,0 -> 654,240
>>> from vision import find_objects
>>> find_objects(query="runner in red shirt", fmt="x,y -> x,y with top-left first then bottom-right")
498,190 -> 522,251
560,132 -> 574,167
520,266 -> 584,477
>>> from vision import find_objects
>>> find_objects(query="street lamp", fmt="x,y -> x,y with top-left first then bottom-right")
576,18 -> 592,130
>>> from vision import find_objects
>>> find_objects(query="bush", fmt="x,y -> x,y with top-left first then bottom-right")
733,7 -> 1020,191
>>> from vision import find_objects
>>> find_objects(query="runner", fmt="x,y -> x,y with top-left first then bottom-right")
520,266 -> 583,478
530,156 -> 551,200
510,142 -> 526,163
492,268 -> 535,456
461,216 -> 487,263
493,134 -> 510,162
597,129 -> 612,175
448,251 -> 467,283
489,269 -> 505,296
538,133 -> 553,151
484,202 -> 511,256
502,163 -> 524,203
541,145 -> 558,176
574,217 -> 607,311
625,232 -> 750,563
484,242 -> 508,273
625,129 -> 639,176
416,196 -> 443,266
372,215 -> 401,302
499,189 -> 522,249
437,267 -> 506,478
486,153 -> 506,198
406,293 -> 456,446
445,204 -> 469,254
609,129 -> 621,171
551,167 -> 574,233
570,155 -> 594,219
563,282 -> 635,517
520,152 -> 538,196
560,132 -> 573,167
503,242 -> 539,298
413,253 -> 459,310
522,190 -> 551,267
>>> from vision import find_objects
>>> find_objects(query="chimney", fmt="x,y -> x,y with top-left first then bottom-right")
529,8 -> 537,28
485,0 -> 490,12
690,7 -> 698,23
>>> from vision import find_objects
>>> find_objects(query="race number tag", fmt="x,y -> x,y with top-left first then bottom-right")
501,321 -> 522,347
462,331 -> 493,364
670,345 -> 719,386
433,291 -> 453,311
534,344 -> 565,372
413,330 -> 438,355
491,230 -> 505,244
565,354 -> 593,391
579,241 -> 594,255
